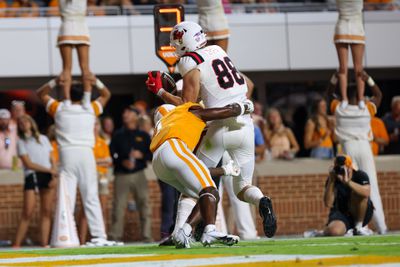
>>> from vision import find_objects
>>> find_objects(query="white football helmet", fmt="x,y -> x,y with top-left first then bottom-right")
153,104 -> 176,125
170,21 -> 207,57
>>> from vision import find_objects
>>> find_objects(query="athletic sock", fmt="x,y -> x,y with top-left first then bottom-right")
172,197 -> 196,235
243,186 -> 264,208
355,222 -> 363,229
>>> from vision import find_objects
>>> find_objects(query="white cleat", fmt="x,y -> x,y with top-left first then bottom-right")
84,238 -> 124,247
303,229 -> 323,238
200,224 -> 239,247
354,226 -> 374,236
173,223 -> 193,249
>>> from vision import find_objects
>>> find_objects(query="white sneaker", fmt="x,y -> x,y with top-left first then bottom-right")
358,100 -> 366,109
172,223 -> 193,249
200,224 -> 239,247
85,238 -> 124,247
303,229 -> 323,238
355,226 -> 374,236
344,229 -> 354,237
340,100 -> 348,109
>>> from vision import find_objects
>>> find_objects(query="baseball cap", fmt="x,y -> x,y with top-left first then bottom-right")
0,109 -> 11,119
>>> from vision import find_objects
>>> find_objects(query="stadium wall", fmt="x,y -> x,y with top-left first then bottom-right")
0,11 -> 399,77
0,156 -> 399,243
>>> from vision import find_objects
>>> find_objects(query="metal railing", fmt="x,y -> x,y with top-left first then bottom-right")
0,2 -> 398,18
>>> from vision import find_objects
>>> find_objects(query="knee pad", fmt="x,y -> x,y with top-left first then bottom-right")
199,187 -> 220,203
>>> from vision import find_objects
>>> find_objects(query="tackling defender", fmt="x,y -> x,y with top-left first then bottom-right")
146,21 -> 277,238
151,102 -> 252,247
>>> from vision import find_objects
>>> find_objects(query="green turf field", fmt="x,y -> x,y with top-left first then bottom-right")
2,234 -> 400,257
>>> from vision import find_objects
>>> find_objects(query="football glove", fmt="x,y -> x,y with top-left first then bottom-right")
221,160 -> 241,177
146,71 -> 165,97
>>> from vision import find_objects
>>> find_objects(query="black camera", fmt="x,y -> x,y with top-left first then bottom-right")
333,165 -> 345,176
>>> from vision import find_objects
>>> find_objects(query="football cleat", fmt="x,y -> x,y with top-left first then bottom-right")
259,196 -> 277,238
200,225 -> 239,247
172,223 -> 193,249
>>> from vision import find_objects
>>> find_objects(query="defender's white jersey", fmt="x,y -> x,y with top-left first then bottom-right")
177,45 -> 247,108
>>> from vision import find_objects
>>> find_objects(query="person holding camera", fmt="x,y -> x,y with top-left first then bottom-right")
305,155 -> 374,237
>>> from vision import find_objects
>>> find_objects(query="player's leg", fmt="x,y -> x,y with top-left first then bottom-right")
77,148 -> 107,241
76,44 -> 93,106
14,188 -> 36,247
59,44 -> 73,103
228,122 -> 277,238
39,187 -> 54,247
350,43 -> 366,107
335,43 -> 349,105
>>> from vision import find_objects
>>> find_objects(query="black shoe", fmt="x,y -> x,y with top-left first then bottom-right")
259,196 -> 277,238
158,235 -> 174,246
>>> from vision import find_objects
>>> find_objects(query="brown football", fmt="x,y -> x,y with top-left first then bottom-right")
149,71 -> 176,92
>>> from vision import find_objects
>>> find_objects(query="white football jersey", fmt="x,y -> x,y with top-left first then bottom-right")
177,45 -> 248,108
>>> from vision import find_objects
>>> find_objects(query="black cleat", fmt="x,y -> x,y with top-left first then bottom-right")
259,196 -> 277,238
158,235 -> 174,246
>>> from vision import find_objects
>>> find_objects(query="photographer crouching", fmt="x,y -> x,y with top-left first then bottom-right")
305,155 -> 374,237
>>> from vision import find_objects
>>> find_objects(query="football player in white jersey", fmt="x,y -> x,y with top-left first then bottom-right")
146,21 -> 277,238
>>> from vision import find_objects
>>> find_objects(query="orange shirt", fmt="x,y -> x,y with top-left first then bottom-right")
312,127 -> 333,149
50,140 -> 59,163
93,136 -> 111,175
150,102 -> 206,153
0,1 -> 7,18
10,1 -> 39,17
370,117 -> 389,155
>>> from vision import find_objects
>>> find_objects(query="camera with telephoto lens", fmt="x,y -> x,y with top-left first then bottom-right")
333,165 -> 346,176
334,155 -> 347,176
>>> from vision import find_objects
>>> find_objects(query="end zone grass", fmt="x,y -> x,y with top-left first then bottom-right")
1,234 -> 399,258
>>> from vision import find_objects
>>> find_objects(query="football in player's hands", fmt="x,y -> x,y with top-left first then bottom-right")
147,71 -> 176,96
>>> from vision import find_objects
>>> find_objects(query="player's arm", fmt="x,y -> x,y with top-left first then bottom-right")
36,78 -> 58,106
93,78 -> 111,107
362,71 -> 382,108
190,100 -> 254,122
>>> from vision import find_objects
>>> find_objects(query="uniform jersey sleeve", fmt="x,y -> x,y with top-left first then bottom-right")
352,170 -> 370,186
366,101 -> 377,117
330,99 -> 340,114
177,55 -> 200,77
91,101 -> 103,117
46,99 -> 60,118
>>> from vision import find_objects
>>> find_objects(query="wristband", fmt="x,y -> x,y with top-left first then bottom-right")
95,78 -> 105,90
330,74 -> 338,85
48,79 -> 57,89
157,88 -> 166,97
367,76 -> 375,87
236,102 -> 245,116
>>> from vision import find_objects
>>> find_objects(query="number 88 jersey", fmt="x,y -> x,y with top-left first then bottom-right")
177,45 -> 248,108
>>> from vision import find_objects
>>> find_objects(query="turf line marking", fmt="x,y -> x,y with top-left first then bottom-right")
195,255 -> 400,267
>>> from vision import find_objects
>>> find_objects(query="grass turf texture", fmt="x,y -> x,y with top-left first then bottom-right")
1,235 -> 399,258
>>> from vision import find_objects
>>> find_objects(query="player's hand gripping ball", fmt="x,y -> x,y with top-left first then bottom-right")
146,71 -> 176,96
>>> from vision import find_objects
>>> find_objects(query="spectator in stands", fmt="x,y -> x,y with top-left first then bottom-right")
46,0 -> 59,16
10,100 -> 26,132
264,108 -> 299,160
370,116 -> 389,156
328,73 -> 387,234
364,0 -> 396,11
304,98 -> 334,159
88,0 -> 106,16
79,118 -> 112,244
382,96 -> 400,155
133,100 -> 148,116
0,0 -> 8,18
14,115 -> 57,248
9,0 -> 39,17
0,109 -> 18,170
101,116 -> 114,145
109,106 -> 153,242
304,155 -> 374,237
254,123 -> 266,162
138,114 -> 153,136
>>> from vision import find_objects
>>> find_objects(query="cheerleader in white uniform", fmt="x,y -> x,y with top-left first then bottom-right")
57,0 -> 93,106
334,0 -> 366,109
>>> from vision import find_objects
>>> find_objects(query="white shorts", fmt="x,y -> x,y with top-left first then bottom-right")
57,18 -> 90,46
198,0 -> 229,40
152,138 -> 216,199
197,115 -> 255,195
334,16 -> 365,44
